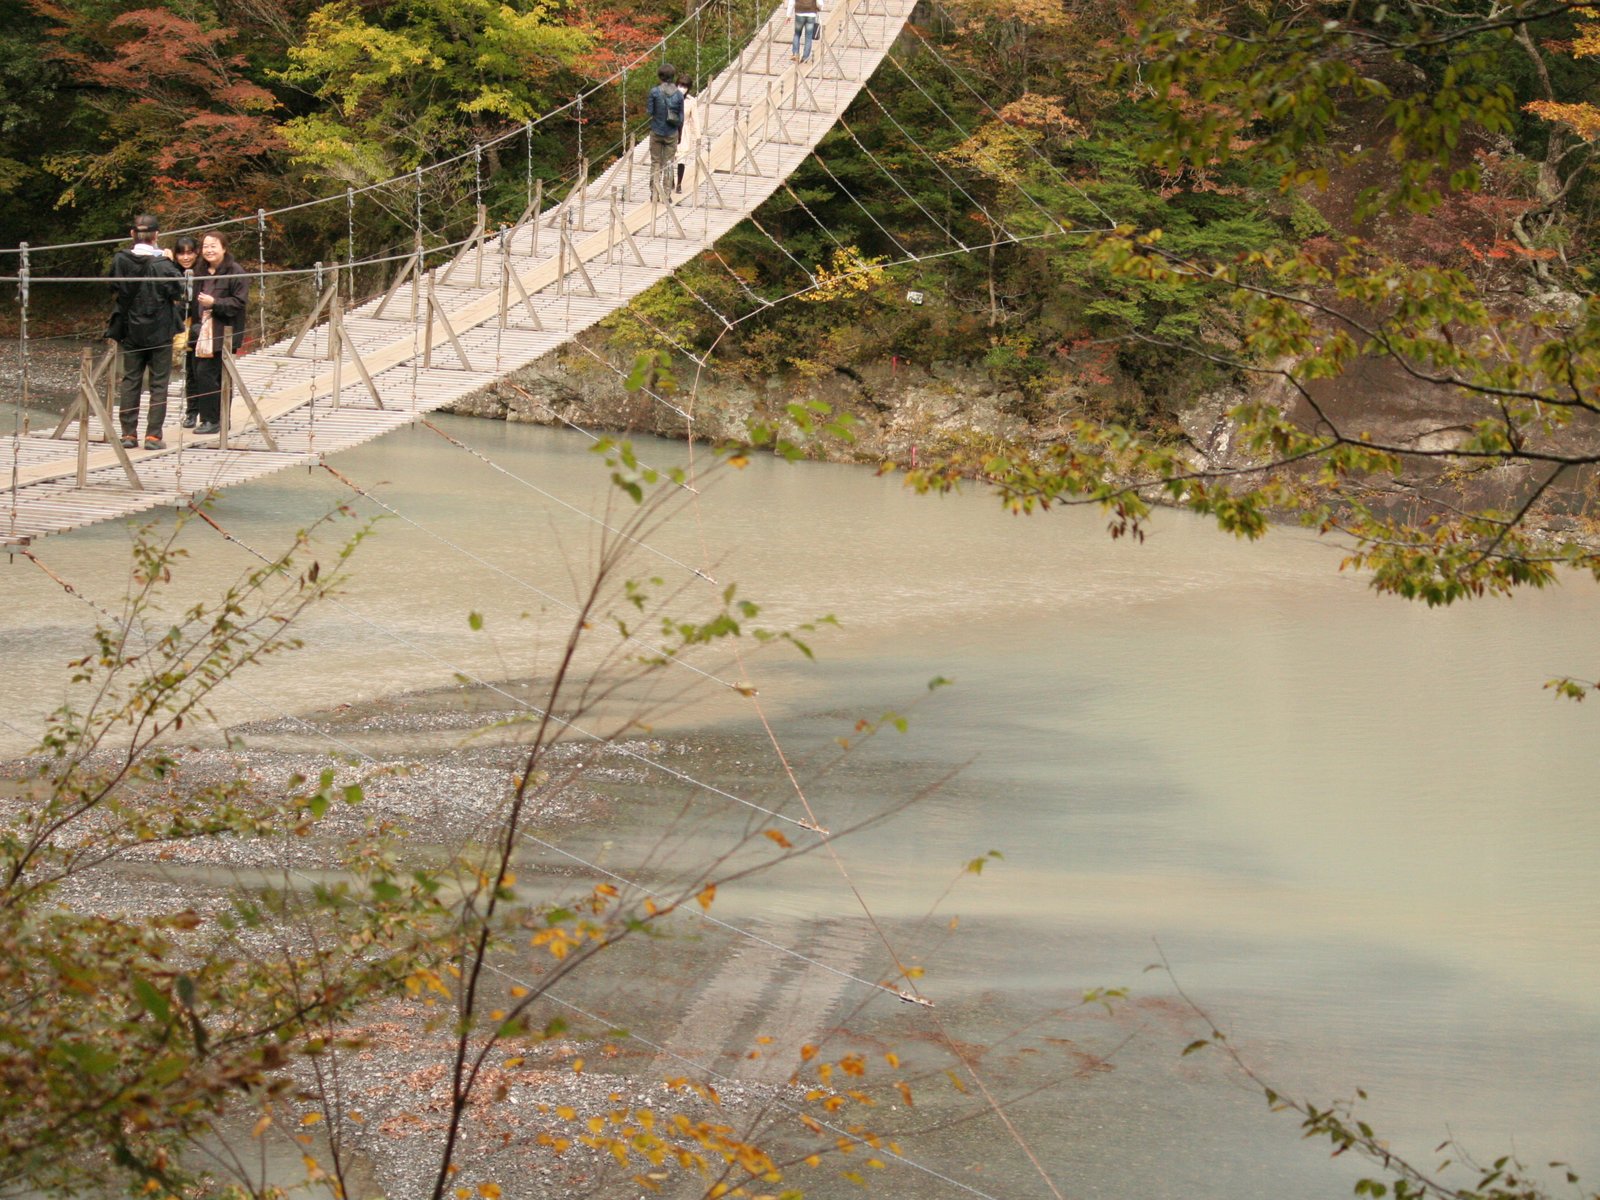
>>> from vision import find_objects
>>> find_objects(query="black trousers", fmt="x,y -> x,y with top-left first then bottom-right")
183,351 -> 199,418
190,354 -> 223,424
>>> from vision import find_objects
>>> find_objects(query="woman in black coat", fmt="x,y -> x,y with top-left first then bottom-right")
171,236 -> 201,427
189,231 -> 250,435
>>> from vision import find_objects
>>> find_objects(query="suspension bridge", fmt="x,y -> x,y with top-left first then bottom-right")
0,0 -> 958,549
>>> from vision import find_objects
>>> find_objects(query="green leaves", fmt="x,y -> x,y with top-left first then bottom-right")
278,0 -> 593,173
132,977 -> 171,1025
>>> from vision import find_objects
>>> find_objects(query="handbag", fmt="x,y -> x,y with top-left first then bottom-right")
195,310 -> 215,359
103,310 -> 126,343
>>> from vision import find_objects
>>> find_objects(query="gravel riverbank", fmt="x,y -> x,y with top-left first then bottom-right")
1,685 -> 825,1200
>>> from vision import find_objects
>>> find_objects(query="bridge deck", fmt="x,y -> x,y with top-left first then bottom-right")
2,0 -> 913,547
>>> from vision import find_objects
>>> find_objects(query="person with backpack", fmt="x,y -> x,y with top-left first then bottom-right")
645,63 -> 685,203
107,214 -> 184,450
185,231 -> 250,436
788,0 -> 824,62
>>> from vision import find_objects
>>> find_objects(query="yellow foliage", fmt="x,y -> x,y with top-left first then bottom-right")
800,246 -> 888,303
1573,18 -> 1600,57
1525,100 -> 1600,142
942,95 -> 1083,184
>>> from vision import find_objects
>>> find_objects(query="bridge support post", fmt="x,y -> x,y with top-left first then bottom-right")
223,337 -> 284,446
423,276 -> 476,371
792,64 -> 824,111
730,110 -> 763,176
327,292 -> 383,413
694,136 -> 727,209
443,204 -> 489,287
555,210 -> 598,300
519,178 -> 544,258
374,231 -> 425,322
57,342 -> 141,490
74,350 -> 91,486
52,342 -> 117,440
218,350 -> 231,451
288,280 -> 339,358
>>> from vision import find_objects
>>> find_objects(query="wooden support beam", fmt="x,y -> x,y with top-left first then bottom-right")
76,356 -> 142,490
53,343 -> 117,440
423,276 -> 476,371
373,233 -> 424,321
287,282 -> 338,358
520,178 -> 544,257
442,204 -> 488,286
223,338 -> 283,448
555,215 -> 598,298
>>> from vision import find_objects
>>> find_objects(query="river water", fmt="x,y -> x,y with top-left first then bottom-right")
2,414 -> 1597,1199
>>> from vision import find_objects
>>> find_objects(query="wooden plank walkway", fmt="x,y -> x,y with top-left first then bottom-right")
2,0 -> 915,547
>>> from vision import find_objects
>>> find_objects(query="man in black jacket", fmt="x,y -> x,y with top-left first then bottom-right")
108,214 -> 183,450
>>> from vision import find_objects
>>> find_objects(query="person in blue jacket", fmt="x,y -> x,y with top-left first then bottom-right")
646,63 -> 685,203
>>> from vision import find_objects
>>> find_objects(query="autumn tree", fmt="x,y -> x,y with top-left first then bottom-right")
275,0 -> 595,180
27,0 -> 285,224
904,0 -> 1600,628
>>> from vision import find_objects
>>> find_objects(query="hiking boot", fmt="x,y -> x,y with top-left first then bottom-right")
195,421 -> 219,435
144,434 -> 166,451
120,435 -> 138,449
181,413 -> 197,428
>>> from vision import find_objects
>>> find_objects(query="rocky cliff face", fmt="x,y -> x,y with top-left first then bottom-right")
444,322 -> 1600,539
445,342 -> 1045,464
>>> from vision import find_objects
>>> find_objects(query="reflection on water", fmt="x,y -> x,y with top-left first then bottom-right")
2,415 -> 1596,1197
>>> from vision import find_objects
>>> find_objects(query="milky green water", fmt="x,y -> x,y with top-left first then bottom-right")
2,415 -> 1596,1199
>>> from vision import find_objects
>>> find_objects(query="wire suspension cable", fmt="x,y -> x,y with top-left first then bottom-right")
881,53 -> 1070,232
861,83 -> 1012,239
836,115 -> 964,247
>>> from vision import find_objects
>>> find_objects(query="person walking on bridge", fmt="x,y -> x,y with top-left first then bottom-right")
788,0 -> 824,63
675,78 -> 697,194
107,214 -> 183,450
646,63 -> 684,203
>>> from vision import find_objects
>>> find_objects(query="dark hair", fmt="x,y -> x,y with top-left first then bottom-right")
680,77 -> 694,92
131,213 -> 160,242
173,236 -> 200,257
657,63 -> 676,81
201,230 -> 239,272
